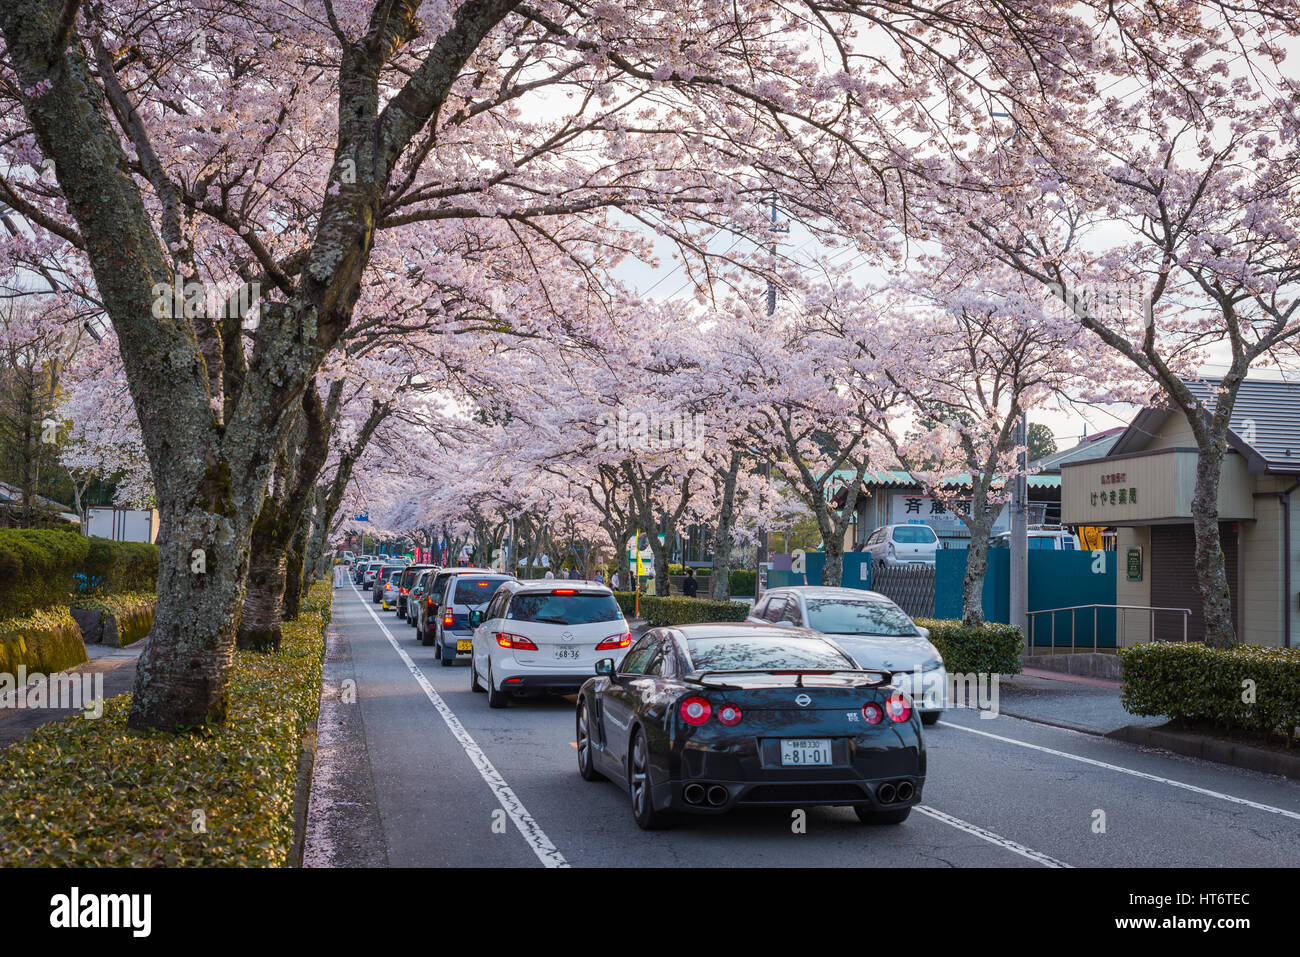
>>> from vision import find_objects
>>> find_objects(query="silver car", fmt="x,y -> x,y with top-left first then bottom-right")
748,585 -> 947,725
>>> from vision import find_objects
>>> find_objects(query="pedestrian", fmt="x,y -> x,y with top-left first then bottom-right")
569,567 -> 582,580
610,570 -> 620,590
594,570 -> 605,585
333,561 -> 345,588
682,566 -> 698,598
544,568 -> 554,579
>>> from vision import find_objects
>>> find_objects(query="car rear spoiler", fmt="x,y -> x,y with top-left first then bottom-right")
685,668 -> 896,689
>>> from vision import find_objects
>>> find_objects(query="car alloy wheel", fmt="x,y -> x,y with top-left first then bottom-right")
629,727 -> 670,829
577,700 -> 603,782
486,662 -> 509,709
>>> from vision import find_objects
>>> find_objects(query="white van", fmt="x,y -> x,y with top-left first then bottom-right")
991,525 -> 1081,551
862,524 -> 940,567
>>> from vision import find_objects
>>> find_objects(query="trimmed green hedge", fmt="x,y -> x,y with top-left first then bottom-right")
0,529 -> 159,620
613,591 -> 637,616
83,538 -> 158,593
1119,642 -> 1300,741
0,529 -> 89,620
914,618 -> 1023,675
0,581 -> 331,867
638,595 -> 750,628
0,607 -> 89,676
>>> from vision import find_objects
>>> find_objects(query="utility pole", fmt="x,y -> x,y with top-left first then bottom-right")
1010,411 -> 1028,641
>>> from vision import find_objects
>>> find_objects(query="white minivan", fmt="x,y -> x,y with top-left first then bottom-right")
469,580 -> 631,708
862,523 -> 940,567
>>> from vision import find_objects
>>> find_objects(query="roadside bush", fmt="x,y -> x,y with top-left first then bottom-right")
82,537 -> 159,593
613,591 -> 637,617
0,528 -> 89,620
914,618 -> 1023,675
639,595 -> 750,628
1119,642 -> 1300,742
0,607 -> 89,676
729,569 -> 756,596
0,581 -> 332,867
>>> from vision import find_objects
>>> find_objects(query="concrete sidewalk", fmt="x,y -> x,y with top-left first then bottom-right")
0,640 -> 145,748
993,668 -> 1161,735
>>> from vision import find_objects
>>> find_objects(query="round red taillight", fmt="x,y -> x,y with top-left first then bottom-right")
679,696 -> 712,726
862,702 -> 884,725
885,693 -> 913,723
717,704 -> 742,726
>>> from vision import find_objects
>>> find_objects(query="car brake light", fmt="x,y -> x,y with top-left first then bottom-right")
595,632 -> 632,650
862,702 -> 884,725
444,613 -> 454,627
476,581 -> 490,586
495,632 -> 538,650
553,588 -> 576,594
885,694 -> 912,723
717,704 -> 742,726
679,696 -> 711,726
401,588 -> 408,594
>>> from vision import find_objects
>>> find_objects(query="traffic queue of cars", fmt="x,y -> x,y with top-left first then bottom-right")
345,552 -> 938,832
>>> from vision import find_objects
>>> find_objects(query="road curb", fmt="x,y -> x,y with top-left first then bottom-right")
290,720 -> 318,867
1106,723 -> 1300,780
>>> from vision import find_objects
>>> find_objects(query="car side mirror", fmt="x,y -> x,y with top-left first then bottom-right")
595,658 -> 615,677
469,610 -> 483,626
917,626 -> 930,639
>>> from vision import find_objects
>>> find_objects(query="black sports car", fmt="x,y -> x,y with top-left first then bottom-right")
576,622 -> 925,829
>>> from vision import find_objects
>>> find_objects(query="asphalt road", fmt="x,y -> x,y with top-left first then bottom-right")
304,582 -> 1300,868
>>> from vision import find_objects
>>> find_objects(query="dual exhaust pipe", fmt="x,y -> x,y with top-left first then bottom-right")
876,780 -> 915,805
683,783 -> 729,807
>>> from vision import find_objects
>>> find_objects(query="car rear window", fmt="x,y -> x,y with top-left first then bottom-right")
893,526 -> 937,543
507,592 -> 622,625
686,636 -> 854,672
804,599 -> 917,636
452,577 -> 511,605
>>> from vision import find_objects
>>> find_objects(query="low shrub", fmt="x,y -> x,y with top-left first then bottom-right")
913,618 -> 1023,675
0,607 -> 89,676
728,569 -> 756,596
1119,642 -> 1300,742
613,591 -> 638,617
82,537 -> 159,594
0,528 -> 90,620
0,581 -> 332,867
638,595 -> 750,628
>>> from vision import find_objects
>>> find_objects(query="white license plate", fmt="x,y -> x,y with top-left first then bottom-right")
780,738 -> 833,766
553,647 -> 581,660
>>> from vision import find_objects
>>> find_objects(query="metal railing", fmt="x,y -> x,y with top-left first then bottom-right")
1026,603 -> 1193,654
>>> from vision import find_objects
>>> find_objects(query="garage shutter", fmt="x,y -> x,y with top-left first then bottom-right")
1150,523 -> 1239,642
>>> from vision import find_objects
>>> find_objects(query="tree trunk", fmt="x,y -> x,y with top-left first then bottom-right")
1191,437 -> 1236,648
282,515 -> 310,620
710,450 -> 742,601
960,485 -> 995,626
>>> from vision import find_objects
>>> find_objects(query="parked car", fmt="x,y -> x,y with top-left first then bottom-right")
430,570 -> 513,665
862,523 -> 940,567
397,564 -> 436,621
749,586 -> 946,725
575,622 -> 925,829
990,525 -> 1081,551
469,580 -> 630,708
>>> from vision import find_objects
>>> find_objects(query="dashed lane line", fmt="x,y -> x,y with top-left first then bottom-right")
939,720 -> 1300,822
350,582 -> 569,868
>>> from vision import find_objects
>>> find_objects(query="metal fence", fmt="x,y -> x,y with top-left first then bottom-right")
869,563 -> 936,619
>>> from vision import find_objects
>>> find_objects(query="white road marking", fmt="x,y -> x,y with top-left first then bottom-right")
939,720 -> 1300,822
350,582 -> 569,868
914,806 -> 1072,867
